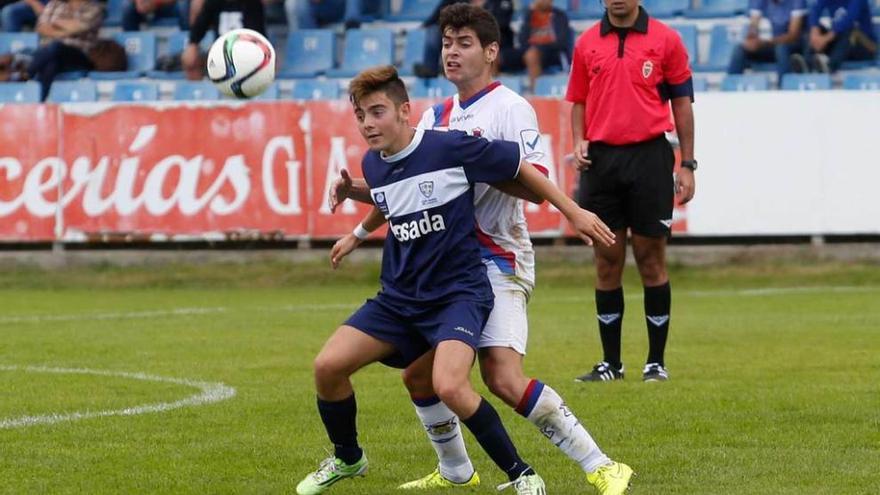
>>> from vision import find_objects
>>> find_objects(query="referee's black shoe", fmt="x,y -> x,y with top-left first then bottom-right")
575,361 -> 624,382
642,363 -> 669,382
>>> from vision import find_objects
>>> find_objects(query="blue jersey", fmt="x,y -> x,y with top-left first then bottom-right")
361,129 -> 522,306
749,0 -> 806,37
808,0 -> 876,41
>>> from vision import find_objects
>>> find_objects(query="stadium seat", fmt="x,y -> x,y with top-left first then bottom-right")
47,80 -> 97,102
326,29 -> 394,78
692,76 -> 708,91
841,73 -> 880,90
165,31 -> 215,57
0,33 -> 38,54
112,81 -> 159,101
685,0 -> 747,18
54,70 -> 89,81
386,0 -> 443,22
92,32 -> 157,79
570,0 -> 606,19
104,0 -> 124,27
173,81 -> 220,100
695,24 -> 739,72
253,82 -> 280,100
497,75 -> 523,94
292,80 -> 340,100
642,0 -> 690,17
426,77 -> 456,97
521,0 -> 570,11
532,74 -> 567,97
408,79 -> 430,98
281,29 -> 335,78
670,25 -> 698,66
399,28 -> 427,76
0,82 -> 41,103
780,74 -> 832,91
721,73 -> 770,91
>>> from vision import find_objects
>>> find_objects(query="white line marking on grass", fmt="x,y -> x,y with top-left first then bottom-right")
0,366 -> 236,430
0,307 -> 228,324
539,285 -> 880,303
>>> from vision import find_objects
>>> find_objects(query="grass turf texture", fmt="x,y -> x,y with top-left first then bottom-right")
1,258 -> 878,494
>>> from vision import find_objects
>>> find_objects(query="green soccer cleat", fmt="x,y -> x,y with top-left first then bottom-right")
496,473 -> 546,495
586,461 -> 634,495
296,454 -> 368,495
397,467 -> 480,489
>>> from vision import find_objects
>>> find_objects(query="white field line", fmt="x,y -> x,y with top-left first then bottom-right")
0,366 -> 236,429
537,285 -> 880,303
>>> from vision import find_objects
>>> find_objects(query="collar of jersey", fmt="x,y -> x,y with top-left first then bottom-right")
381,128 -> 424,163
457,81 -> 502,110
600,6 -> 649,36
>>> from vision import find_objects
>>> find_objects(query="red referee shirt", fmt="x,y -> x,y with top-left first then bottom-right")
565,7 -> 692,146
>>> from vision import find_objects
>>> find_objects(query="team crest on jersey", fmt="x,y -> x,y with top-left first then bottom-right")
374,191 -> 389,215
520,129 -> 541,151
419,181 -> 434,198
642,60 -> 654,79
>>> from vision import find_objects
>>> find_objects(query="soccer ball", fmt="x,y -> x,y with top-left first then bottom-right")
206,28 -> 275,99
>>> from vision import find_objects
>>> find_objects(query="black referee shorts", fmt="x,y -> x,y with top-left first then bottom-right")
577,135 -> 675,238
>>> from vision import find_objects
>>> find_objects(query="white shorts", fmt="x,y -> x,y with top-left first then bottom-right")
478,263 -> 532,355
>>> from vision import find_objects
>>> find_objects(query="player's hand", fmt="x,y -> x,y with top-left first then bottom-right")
573,139 -> 591,171
675,167 -> 696,204
328,169 -> 353,214
569,208 -> 615,247
330,233 -> 362,269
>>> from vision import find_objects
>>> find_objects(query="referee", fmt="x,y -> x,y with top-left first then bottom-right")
565,0 -> 696,383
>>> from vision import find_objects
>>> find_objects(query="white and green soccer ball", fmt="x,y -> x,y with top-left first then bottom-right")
207,28 -> 276,99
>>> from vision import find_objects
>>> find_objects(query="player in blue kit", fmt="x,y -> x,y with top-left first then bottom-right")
296,65 -> 615,495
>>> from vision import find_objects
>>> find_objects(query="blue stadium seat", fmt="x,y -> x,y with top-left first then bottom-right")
47,80 -> 97,102
0,82 -> 41,103
570,0 -> 606,19
92,32 -> 157,79
685,0 -> 747,18
534,74 -> 569,97
386,0 -> 443,21
253,81 -> 280,100
281,29 -> 335,78
643,0 -> 690,17
173,81 -> 219,100
165,31 -> 215,56
292,80 -> 340,100
670,25 -> 698,66
399,28 -> 426,76
408,79 -> 430,98
0,33 -> 38,54
521,0 -> 570,11
780,74 -> 832,91
104,0 -> 124,27
842,73 -> 880,90
426,77 -> 455,97
721,73 -> 770,91
54,71 -> 89,81
692,76 -> 708,91
327,29 -> 394,78
695,24 -> 739,71
112,81 -> 159,101
497,75 -> 523,94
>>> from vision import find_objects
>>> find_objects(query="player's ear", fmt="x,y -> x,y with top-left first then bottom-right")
485,42 -> 499,65
398,100 -> 411,122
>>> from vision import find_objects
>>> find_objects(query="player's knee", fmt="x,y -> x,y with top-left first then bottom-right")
401,365 -> 433,396
313,352 -> 346,384
484,371 -> 522,406
433,376 -> 469,408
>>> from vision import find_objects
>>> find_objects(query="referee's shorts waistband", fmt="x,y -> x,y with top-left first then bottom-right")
589,134 -> 667,150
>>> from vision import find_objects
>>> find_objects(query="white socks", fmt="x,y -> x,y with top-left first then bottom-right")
412,397 -> 475,483
518,380 -> 611,473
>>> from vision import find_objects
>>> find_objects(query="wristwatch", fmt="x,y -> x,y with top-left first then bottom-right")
680,159 -> 698,171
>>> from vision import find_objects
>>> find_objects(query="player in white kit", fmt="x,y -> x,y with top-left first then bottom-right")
329,5 -> 633,494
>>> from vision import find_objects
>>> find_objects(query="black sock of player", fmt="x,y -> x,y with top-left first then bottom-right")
462,398 -> 534,481
595,287 -> 624,369
644,282 -> 671,366
316,394 -> 363,465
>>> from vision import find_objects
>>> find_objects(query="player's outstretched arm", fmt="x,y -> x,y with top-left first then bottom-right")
329,169 -> 374,213
330,207 -> 386,269
515,161 -> 616,247
488,180 -> 546,204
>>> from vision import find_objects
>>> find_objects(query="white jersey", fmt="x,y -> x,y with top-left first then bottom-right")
417,82 -> 551,291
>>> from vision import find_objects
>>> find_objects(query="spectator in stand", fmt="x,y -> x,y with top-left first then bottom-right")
508,0 -> 571,92
1,0 -> 48,32
27,0 -> 102,100
283,0 -> 381,31
727,0 -> 807,82
122,0 -> 184,31
182,0 -> 265,80
413,0 -> 514,78
806,0 -> 877,72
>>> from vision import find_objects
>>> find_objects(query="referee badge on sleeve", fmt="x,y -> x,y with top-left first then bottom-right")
642,60 -> 653,79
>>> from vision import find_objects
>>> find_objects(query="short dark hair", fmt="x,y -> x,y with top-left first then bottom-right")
348,65 -> 409,108
438,3 -> 500,48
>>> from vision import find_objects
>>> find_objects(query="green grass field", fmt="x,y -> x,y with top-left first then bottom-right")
1,256 -> 879,494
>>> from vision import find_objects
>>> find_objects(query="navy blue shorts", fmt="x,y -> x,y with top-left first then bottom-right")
344,296 -> 493,369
